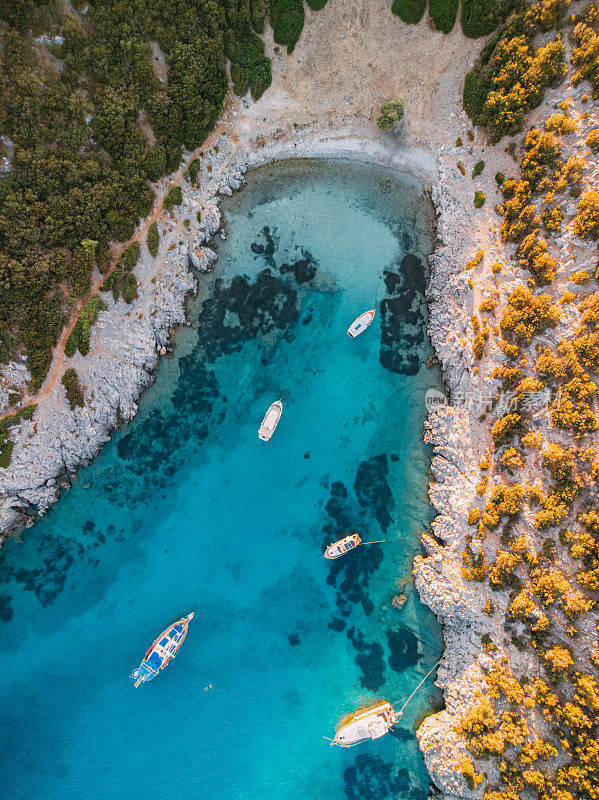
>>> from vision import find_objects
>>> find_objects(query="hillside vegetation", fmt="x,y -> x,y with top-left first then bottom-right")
0,0 -> 328,390
454,2 -> 599,798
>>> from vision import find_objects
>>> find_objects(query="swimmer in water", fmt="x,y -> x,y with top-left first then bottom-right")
204,684 -> 213,692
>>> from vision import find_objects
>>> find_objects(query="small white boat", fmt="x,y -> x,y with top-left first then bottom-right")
332,701 -> 397,747
258,400 -> 283,442
324,534 -> 385,559
347,309 -> 375,338
324,533 -> 362,559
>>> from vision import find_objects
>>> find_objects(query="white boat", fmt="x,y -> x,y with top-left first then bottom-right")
347,309 -> 375,338
324,533 -> 362,559
258,400 -> 283,442
129,613 -> 194,688
332,701 -> 397,747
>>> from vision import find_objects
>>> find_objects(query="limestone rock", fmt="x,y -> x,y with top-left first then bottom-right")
188,246 -> 217,273
418,711 -> 480,799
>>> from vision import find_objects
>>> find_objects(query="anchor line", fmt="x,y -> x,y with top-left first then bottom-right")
395,657 -> 443,718
361,540 -> 386,545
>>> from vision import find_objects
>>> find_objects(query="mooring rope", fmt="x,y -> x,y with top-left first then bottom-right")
397,657 -> 443,717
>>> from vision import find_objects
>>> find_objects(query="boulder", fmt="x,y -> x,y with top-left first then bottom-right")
188,246 -> 217,273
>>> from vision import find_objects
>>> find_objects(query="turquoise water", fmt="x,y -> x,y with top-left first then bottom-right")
0,159 -> 442,800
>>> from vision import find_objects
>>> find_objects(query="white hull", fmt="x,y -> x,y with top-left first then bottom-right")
324,534 -> 361,559
347,309 -> 375,338
258,400 -> 283,442
333,702 -> 397,746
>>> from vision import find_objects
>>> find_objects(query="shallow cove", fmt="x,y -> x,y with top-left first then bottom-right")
0,159 -> 443,800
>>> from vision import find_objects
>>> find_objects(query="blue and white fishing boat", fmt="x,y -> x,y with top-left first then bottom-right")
130,612 -> 194,687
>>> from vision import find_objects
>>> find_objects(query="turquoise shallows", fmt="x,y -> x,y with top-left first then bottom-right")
0,159 -> 443,800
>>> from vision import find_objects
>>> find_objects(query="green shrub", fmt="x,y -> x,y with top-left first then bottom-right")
463,70 -> 490,122
137,187 -> 155,220
77,314 -> 91,356
62,368 -> 84,410
122,273 -> 138,305
70,239 -> 97,298
376,98 -> 405,130
0,439 -> 14,469
269,0 -> 305,54
120,242 -> 140,271
65,331 -> 78,358
391,0 -> 427,22
227,29 -> 272,100
164,186 -> 183,211
495,171 -> 505,184
147,222 -> 160,258
18,404 -> 36,420
65,295 -> 106,357
250,0 -> 267,32
306,0 -> 328,7
429,0 -> 459,32
472,160 -> 485,177
187,159 -> 201,185
142,144 -> 166,183
461,0 -> 505,38
474,191 -> 486,208
0,0 -> 280,392
102,265 -> 126,302
7,392 -> 19,407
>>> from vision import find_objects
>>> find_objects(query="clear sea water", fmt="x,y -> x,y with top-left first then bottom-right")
0,159 -> 443,800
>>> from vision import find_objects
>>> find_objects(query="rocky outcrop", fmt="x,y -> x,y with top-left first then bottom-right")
188,245 -> 217,272
413,151 -> 498,798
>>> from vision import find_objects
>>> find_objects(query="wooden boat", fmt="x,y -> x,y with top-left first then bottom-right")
258,400 -> 283,442
130,613 -> 194,687
324,533 -> 362,559
347,309 -> 375,338
332,701 -> 397,747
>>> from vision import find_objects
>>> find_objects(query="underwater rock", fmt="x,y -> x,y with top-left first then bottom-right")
392,593 -> 407,610
387,626 -> 420,672
379,254 -> 427,376
353,455 -> 393,532
343,753 -> 409,800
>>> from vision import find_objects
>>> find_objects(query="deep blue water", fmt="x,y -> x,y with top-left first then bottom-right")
0,159 -> 443,800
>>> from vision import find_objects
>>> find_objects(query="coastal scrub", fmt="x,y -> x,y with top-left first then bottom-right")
147,223 -> 160,258
61,368 -> 84,410
376,98 -> 405,130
